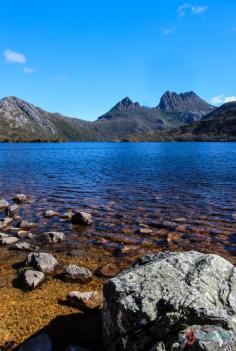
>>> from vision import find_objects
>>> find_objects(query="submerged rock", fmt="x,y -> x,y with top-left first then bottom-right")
13,193 -> 27,204
71,211 -> 92,225
63,265 -> 93,283
61,211 -> 73,221
39,231 -> 65,244
19,334 -> 52,351
44,210 -> 59,217
67,290 -> 103,310
22,270 -> 45,289
103,251 -> 236,351
25,252 -> 58,274
10,241 -> 36,251
19,220 -> 36,229
6,204 -> 19,217
96,263 -> 120,277
0,217 -> 13,229
0,199 -> 9,210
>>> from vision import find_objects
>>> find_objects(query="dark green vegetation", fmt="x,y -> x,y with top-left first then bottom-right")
0,92 -> 235,142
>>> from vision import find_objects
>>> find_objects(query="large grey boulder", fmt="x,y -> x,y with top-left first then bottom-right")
103,251 -> 236,351
19,334 -> 52,351
25,252 -> 58,273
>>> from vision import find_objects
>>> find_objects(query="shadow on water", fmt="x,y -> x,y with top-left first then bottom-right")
17,309 -> 104,351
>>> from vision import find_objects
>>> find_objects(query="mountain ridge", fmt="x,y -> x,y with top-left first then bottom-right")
0,92 -> 217,141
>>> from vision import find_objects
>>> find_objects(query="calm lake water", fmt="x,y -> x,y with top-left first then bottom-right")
0,142 -> 236,261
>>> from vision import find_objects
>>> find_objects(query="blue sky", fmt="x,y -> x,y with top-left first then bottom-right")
0,0 -> 236,120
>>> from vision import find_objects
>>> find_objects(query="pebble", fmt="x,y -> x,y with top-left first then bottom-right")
71,211 -> 92,225
22,270 -> 45,289
63,265 -> 93,283
67,290 -> 103,310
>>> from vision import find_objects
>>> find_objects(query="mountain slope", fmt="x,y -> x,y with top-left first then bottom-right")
130,102 -> 236,141
157,91 -> 215,122
0,93 -> 215,141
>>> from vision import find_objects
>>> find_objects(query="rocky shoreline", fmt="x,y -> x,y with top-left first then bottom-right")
1,195 -> 236,350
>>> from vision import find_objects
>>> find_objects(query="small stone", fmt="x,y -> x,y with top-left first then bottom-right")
10,241 -> 35,251
96,263 -> 120,277
0,199 -> 9,210
61,211 -> 74,221
139,228 -> 153,234
13,193 -> 27,204
0,232 -> 9,238
0,236 -> 19,245
0,217 -> 13,229
17,230 -> 29,239
71,212 -> 92,225
6,204 -> 19,217
39,231 -> 65,244
0,275 -> 7,288
63,265 -> 93,283
19,334 -> 52,351
67,290 -> 103,310
25,252 -> 58,274
44,210 -> 59,217
19,220 -> 36,229
22,270 -> 45,289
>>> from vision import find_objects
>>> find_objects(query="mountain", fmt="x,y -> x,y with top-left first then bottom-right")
0,96 -> 97,141
130,102 -> 236,141
157,91 -> 215,122
0,93 -> 215,142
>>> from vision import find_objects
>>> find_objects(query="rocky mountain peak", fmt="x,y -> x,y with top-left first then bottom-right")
157,91 -> 215,120
114,97 -> 141,111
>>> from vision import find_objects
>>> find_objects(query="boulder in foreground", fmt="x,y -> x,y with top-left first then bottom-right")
103,251 -> 236,351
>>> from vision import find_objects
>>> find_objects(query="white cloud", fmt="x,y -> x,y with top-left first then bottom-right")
163,26 -> 176,35
177,3 -> 208,17
23,67 -> 35,74
211,95 -> 236,104
4,49 -> 27,64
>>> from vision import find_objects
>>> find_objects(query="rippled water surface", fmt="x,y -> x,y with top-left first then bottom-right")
0,142 -> 236,261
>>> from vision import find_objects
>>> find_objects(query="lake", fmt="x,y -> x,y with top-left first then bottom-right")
0,142 -> 236,262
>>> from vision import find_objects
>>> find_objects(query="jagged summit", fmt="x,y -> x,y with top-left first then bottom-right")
114,97 -> 141,111
157,91 -> 214,117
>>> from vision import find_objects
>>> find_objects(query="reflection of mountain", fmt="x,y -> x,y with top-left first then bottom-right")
0,92 -> 216,141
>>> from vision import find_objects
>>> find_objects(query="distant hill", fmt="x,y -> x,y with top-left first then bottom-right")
130,101 -> 236,141
0,92 -> 215,141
